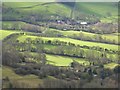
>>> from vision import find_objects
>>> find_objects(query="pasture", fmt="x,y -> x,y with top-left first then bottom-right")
2,66 -> 42,88
49,28 -> 119,44
17,35 -> 119,51
0,30 -> 20,40
104,63 -> 118,69
46,54 -> 89,66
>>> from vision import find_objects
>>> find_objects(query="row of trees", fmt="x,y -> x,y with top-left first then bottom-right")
19,37 -> 118,54
2,21 -> 119,45
2,35 -> 120,88
12,38 -> 118,65
69,32 -> 119,45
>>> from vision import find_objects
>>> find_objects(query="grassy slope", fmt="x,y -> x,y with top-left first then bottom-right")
2,66 -> 42,88
46,54 -> 89,66
21,52 -> 118,68
3,2 -> 118,18
3,66 -> 57,88
49,28 -> 119,44
23,52 -> 89,66
104,63 -> 119,69
4,2 -> 71,17
0,30 -> 21,40
2,21 -> 119,44
2,21 -> 26,26
17,35 -> 119,51
47,54 -> 118,69
76,2 -> 118,16
44,44 -> 118,61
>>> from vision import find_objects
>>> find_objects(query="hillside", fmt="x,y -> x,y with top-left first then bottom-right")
3,2 -> 118,20
2,1 -> 119,88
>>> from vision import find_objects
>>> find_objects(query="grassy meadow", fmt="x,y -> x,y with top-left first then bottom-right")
17,35 -> 119,51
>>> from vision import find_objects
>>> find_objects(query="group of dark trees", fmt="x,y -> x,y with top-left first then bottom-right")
2,42 -> 120,88
2,31 -> 119,88
2,21 -> 119,45
2,2 -> 119,88
90,22 -> 118,34
7,37 -> 117,66
69,32 -> 119,45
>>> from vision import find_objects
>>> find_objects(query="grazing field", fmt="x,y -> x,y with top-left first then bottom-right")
4,2 -> 118,19
76,2 -> 118,16
3,2 -> 44,8
20,52 -> 118,68
2,21 -> 26,28
21,52 -> 90,66
100,16 -> 118,23
44,44 -> 119,61
49,28 -> 119,43
0,30 -> 20,40
17,35 -> 119,51
104,63 -> 119,69
2,66 -> 42,88
4,2 -> 71,18
46,54 -> 89,66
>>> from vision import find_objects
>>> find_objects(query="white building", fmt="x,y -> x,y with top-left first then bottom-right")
80,22 -> 87,25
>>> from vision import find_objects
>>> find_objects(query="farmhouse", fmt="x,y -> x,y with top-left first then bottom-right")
80,22 -> 87,25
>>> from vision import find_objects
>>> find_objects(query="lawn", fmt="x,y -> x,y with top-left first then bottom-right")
17,35 -> 119,51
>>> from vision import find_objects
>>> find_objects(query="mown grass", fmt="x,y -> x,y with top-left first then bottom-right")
17,35 -> 119,51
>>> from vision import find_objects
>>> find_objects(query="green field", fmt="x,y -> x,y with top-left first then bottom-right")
2,21 -> 26,28
17,35 -> 119,51
100,16 -> 118,23
49,28 -> 119,44
21,52 -> 118,68
21,52 -> 89,66
2,66 -> 42,88
44,44 -> 119,61
2,21 -> 119,44
0,30 -> 21,40
46,54 -> 89,66
3,2 -> 118,19
4,2 -> 71,18
76,2 -> 118,16
104,63 -> 119,69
